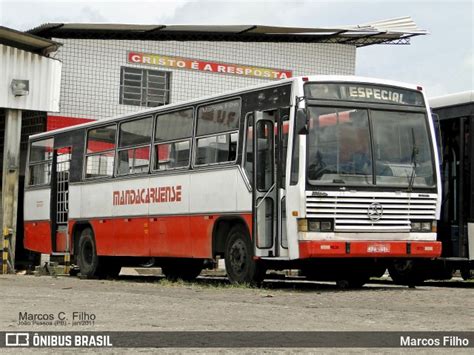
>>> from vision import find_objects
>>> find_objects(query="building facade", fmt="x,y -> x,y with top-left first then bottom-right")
29,18 -> 426,124
53,39 -> 355,120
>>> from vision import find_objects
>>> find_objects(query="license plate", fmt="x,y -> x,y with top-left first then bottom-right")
367,244 -> 390,253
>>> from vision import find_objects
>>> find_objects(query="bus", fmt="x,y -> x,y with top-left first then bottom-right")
23,75 -> 442,287
430,91 -> 473,281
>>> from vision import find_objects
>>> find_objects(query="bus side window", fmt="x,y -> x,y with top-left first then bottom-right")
195,98 -> 241,166
244,114 -> 254,185
85,125 -> 116,179
154,108 -> 194,171
28,138 -> 54,185
117,116 -> 152,175
280,111 -> 289,187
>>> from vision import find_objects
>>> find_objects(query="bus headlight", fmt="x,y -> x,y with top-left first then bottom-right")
411,221 -> 435,232
298,219 -> 333,232
421,222 -> 432,232
308,220 -> 320,231
320,221 -> 333,231
411,222 -> 421,231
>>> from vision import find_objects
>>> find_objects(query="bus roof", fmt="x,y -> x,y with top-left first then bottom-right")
430,91 -> 474,109
30,75 -> 425,140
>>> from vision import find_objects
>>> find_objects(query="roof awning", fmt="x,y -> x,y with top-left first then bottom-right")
27,17 -> 427,47
0,26 -> 61,55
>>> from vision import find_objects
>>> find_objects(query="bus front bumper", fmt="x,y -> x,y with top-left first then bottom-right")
298,240 -> 442,259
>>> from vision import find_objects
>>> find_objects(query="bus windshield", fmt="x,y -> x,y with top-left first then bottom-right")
307,106 -> 435,188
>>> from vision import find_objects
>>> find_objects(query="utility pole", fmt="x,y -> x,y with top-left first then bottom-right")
2,109 -> 22,274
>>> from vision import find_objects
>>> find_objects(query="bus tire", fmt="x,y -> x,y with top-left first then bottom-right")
336,274 -> 370,289
77,227 -> 101,279
461,266 -> 473,280
388,260 -> 426,286
224,225 -> 265,286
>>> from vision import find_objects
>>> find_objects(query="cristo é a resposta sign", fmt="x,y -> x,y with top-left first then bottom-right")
128,51 -> 293,80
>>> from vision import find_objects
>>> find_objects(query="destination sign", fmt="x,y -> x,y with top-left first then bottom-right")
304,83 -> 424,106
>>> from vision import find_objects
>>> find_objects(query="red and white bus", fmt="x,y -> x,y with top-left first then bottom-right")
24,75 -> 442,287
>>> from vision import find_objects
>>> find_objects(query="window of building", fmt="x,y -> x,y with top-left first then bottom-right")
195,99 -> 241,166
85,125 -> 117,178
120,67 -> 170,108
154,108 -> 194,171
117,116 -> 152,175
28,138 -> 53,186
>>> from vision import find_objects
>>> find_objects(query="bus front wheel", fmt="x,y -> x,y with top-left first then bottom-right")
224,225 -> 265,286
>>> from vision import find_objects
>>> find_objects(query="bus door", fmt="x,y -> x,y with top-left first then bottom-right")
252,110 -> 284,257
50,146 -> 71,254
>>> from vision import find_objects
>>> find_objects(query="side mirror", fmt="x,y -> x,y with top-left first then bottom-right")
295,108 -> 308,135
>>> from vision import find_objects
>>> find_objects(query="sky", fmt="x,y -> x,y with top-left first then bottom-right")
0,0 -> 472,97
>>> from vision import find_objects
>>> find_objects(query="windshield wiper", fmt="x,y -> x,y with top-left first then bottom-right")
407,128 -> 418,192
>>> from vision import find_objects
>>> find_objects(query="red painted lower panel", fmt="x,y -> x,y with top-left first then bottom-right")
67,213 -> 252,258
56,230 -> 68,252
299,240 -> 442,259
24,221 -> 52,254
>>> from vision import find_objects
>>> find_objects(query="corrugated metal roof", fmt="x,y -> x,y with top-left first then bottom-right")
356,17 -> 426,34
27,17 -> 427,47
0,44 -> 62,111
0,26 -> 61,55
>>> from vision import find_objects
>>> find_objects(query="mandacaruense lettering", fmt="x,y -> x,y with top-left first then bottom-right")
113,185 -> 182,206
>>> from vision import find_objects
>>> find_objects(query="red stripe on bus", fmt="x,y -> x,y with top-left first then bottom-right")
64,213 -> 252,257
298,240 -> 441,258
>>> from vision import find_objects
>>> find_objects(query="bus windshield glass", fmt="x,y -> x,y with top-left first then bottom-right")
307,107 -> 435,188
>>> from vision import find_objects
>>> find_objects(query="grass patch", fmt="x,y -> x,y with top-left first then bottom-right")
157,277 -> 256,290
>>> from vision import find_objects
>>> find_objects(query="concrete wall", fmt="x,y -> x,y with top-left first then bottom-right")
52,38 -> 356,120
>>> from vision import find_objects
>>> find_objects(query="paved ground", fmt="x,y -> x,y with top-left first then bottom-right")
0,271 -> 472,353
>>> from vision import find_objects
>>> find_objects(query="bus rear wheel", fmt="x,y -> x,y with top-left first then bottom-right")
224,225 -> 265,286
77,227 -> 100,278
77,227 -> 121,279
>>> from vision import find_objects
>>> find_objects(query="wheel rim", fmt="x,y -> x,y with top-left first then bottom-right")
229,239 -> 247,276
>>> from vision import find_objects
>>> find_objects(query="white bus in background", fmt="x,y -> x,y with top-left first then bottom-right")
24,75 -> 442,287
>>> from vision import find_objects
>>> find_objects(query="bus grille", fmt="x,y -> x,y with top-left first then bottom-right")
305,192 -> 437,232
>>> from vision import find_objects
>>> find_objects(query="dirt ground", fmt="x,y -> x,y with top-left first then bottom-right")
0,271 -> 472,353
